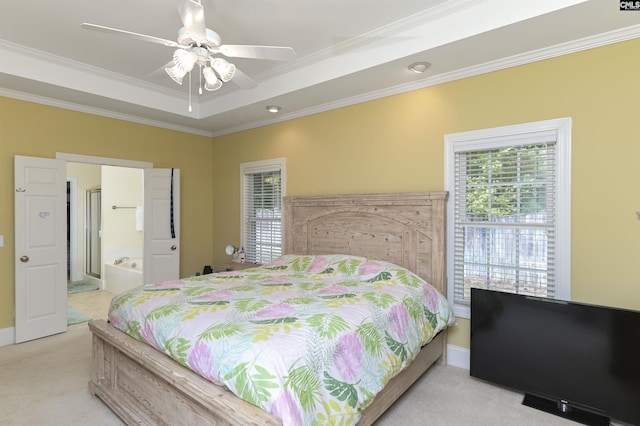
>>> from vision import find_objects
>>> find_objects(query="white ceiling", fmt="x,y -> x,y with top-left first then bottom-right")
1,0 -> 639,137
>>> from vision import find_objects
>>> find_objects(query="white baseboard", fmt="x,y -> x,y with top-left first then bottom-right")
447,344 -> 470,370
0,327 -> 15,347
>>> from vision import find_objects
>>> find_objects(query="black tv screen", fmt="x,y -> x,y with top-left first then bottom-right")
470,288 -> 640,426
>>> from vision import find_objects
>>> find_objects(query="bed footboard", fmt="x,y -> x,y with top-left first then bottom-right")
89,319 -> 445,426
88,319 -> 281,426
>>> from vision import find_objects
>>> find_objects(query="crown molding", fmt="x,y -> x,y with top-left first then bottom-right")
210,23 -> 640,137
3,23 -> 639,138
0,87 -> 214,137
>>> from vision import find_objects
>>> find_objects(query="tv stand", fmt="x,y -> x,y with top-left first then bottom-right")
522,394 -> 610,426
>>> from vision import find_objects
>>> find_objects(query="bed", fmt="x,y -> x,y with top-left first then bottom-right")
88,191 -> 451,425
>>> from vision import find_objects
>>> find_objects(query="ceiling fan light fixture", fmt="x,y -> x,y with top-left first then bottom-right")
204,79 -> 223,91
211,58 -> 236,82
81,0 -> 294,101
165,65 -> 187,85
203,67 -> 223,91
173,49 -> 198,73
408,62 -> 431,74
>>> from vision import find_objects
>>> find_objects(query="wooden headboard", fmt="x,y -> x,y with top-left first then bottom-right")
283,192 -> 448,295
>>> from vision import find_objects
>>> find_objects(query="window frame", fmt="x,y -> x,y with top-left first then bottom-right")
240,157 -> 286,265
444,118 -> 571,319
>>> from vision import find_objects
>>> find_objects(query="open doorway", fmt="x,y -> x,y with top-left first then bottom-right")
66,162 -> 144,324
15,153 -> 180,342
66,163 -> 144,288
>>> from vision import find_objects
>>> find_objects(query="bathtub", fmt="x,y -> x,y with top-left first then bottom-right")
104,258 -> 143,295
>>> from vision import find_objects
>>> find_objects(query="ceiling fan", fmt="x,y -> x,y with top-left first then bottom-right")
81,0 -> 296,99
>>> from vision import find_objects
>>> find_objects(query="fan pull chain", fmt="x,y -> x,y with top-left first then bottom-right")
199,64 -> 203,95
188,71 -> 192,112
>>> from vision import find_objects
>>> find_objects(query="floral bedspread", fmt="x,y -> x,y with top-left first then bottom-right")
108,254 -> 455,425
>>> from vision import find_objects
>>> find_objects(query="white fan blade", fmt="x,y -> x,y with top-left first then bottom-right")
231,68 -> 257,89
219,45 -> 296,61
81,23 -> 179,48
177,0 -> 207,43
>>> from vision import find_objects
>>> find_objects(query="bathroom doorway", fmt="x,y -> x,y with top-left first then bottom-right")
66,163 -> 145,288
16,153 -> 179,341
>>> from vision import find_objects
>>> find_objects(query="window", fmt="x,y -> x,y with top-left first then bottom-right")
445,118 -> 571,318
241,158 -> 286,264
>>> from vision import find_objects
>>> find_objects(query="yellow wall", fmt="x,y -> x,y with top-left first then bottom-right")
0,101 -> 214,329
2,38 -> 639,349
212,38 -> 640,349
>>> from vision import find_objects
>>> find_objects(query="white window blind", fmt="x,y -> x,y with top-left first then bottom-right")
241,159 -> 285,264
445,118 -> 571,318
454,138 -> 556,305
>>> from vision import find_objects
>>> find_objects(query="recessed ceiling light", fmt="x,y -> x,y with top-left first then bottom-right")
408,62 -> 431,74
266,106 -> 281,113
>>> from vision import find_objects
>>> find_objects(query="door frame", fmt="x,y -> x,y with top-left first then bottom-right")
59,152 -> 152,284
57,153 -> 152,169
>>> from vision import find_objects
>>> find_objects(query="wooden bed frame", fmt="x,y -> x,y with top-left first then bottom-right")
88,191 -> 448,425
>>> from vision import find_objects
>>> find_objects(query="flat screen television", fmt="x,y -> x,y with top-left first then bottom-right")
470,288 -> 640,426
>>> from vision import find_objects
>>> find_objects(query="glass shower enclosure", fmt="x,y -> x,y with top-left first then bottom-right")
85,188 -> 102,278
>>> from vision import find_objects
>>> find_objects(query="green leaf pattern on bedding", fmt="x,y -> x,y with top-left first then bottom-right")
323,372 -> 359,409
108,254 -> 455,426
164,336 -> 191,366
225,361 -> 280,406
308,314 -> 350,339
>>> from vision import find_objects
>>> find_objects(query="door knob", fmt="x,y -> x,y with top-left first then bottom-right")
170,245 -> 177,251
20,255 -> 29,262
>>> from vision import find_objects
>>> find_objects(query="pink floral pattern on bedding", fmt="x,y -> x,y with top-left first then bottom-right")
108,254 -> 455,425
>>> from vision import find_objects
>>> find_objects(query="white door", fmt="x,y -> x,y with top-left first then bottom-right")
143,168 -> 180,284
14,156 -> 67,343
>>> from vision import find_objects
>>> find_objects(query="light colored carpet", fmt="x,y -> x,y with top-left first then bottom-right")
0,322 -> 583,426
0,325 -> 125,426
375,365 -> 575,426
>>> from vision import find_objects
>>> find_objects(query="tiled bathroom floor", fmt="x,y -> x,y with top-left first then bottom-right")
67,289 -> 114,323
